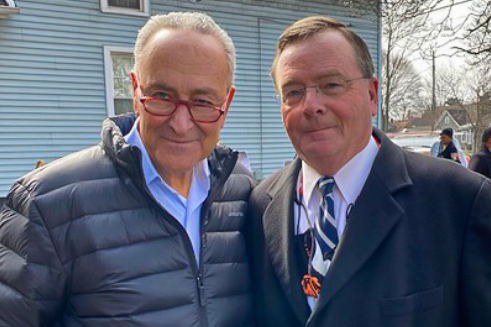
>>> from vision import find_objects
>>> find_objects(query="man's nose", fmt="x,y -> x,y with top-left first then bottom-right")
301,86 -> 327,116
169,103 -> 195,133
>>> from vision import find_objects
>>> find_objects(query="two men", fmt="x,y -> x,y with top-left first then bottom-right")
0,12 -> 254,327
2,11 -> 490,327
248,16 -> 491,327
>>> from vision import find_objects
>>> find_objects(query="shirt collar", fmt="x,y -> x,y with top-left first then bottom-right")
125,117 -> 160,185
302,136 -> 378,205
334,136 -> 378,205
302,161 -> 323,207
124,117 -> 210,194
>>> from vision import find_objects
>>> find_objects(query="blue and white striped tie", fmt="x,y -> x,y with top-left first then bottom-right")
314,177 -> 338,262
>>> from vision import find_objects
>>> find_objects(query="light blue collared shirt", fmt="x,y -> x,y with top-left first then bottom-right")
125,118 -> 210,265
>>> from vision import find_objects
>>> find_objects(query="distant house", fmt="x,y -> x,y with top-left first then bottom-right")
405,113 -> 434,132
403,101 -> 476,150
0,0 -> 382,199
387,119 -> 411,133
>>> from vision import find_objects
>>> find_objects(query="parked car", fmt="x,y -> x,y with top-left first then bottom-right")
388,132 -> 439,156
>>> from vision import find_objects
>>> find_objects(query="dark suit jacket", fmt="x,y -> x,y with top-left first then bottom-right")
247,129 -> 491,327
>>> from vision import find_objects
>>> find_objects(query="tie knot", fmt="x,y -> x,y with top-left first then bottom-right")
318,177 -> 335,196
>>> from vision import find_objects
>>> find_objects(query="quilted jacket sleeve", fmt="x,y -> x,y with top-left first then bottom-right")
0,180 -> 67,327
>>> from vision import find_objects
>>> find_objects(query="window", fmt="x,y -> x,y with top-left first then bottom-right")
461,132 -> 467,143
100,0 -> 149,16
444,116 -> 450,124
1,0 -> 15,7
108,0 -> 140,9
104,46 -> 135,116
0,0 -> 20,18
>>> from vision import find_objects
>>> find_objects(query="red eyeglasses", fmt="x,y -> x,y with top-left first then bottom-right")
139,87 -> 235,123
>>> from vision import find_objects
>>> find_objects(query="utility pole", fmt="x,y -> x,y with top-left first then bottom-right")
475,89 -> 480,152
431,48 -> 436,131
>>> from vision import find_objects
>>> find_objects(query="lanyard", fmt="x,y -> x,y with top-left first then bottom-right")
296,174 -> 322,298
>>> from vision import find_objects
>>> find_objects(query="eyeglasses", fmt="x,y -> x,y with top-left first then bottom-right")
278,76 -> 371,107
139,87 -> 235,123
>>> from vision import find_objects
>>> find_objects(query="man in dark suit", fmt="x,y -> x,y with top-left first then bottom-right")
247,16 -> 491,327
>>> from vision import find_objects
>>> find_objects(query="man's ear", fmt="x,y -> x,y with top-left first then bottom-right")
220,86 -> 236,128
130,70 -> 141,116
368,77 -> 379,117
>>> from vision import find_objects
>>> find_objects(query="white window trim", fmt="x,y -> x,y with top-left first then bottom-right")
100,0 -> 150,17
0,6 -> 20,19
104,46 -> 134,117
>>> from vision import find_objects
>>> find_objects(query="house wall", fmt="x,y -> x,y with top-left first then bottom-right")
0,0 -> 380,197
435,113 -> 460,134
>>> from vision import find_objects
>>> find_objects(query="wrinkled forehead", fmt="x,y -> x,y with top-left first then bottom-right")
275,31 -> 359,85
278,29 -> 357,59
137,30 -> 230,92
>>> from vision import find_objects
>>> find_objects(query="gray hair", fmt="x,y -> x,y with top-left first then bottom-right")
134,12 -> 236,85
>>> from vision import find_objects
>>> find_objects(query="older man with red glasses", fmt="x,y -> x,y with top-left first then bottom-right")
0,12 -> 255,327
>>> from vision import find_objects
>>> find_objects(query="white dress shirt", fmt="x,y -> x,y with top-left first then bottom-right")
125,118 -> 210,266
294,136 -> 378,309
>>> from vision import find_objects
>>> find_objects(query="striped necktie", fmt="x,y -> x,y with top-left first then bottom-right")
314,177 -> 338,262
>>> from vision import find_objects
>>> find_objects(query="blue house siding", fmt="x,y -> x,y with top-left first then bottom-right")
0,0 -> 139,196
0,0 -> 380,196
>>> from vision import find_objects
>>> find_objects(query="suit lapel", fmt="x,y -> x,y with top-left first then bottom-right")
310,129 -> 413,319
263,159 -> 311,324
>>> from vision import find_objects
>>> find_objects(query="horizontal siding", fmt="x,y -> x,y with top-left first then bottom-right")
0,0 -> 131,196
0,0 -> 379,196
259,18 -> 296,177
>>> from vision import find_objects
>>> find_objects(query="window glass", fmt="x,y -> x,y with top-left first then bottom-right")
112,53 -> 135,115
108,0 -> 141,10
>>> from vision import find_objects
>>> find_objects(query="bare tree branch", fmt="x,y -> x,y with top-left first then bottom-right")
453,0 -> 491,62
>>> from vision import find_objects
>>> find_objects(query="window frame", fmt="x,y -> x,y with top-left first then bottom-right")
100,0 -> 150,17
104,46 -> 135,117
0,0 -> 20,19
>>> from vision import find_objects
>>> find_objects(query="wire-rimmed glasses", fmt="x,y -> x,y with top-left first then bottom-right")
278,76 -> 371,107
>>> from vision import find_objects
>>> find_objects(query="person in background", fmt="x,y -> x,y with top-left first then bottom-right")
430,128 -> 467,166
0,12 -> 255,327
435,127 -> 461,163
469,126 -> 491,178
247,15 -> 491,327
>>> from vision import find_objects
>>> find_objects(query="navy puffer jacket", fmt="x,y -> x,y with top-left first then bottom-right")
0,115 -> 255,327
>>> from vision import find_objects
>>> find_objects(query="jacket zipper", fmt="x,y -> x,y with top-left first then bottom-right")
133,147 -> 238,327
197,273 -> 206,306
196,151 -> 238,327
